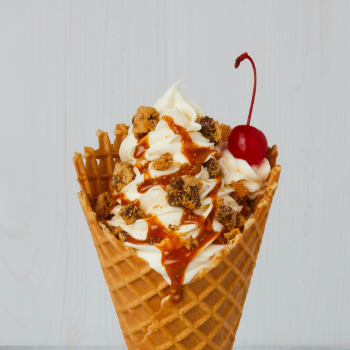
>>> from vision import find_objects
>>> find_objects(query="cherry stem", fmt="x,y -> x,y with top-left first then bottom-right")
235,52 -> 256,126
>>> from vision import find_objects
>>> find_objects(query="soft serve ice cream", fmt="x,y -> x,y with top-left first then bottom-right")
97,81 -> 271,300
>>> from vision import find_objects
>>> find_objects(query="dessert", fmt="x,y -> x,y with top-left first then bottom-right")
74,53 -> 280,350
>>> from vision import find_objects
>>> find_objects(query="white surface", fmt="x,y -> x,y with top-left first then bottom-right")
0,0 -> 349,347
2,348 -> 350,350
1,348 -> 349,350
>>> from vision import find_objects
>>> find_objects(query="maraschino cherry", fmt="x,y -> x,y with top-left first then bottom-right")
228,52 -> 268,166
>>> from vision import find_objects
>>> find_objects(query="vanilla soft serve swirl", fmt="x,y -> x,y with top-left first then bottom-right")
108,81 -> 271,286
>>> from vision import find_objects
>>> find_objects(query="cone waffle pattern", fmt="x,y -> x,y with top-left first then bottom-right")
73,125 -> 281,350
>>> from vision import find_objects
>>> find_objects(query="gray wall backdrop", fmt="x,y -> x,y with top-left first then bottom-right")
0,0 -> 349,347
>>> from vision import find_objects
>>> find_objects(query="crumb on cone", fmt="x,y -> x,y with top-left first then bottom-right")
94,192 -> 116,218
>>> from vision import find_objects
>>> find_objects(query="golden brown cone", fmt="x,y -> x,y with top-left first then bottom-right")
220,124 -> 231,143
73,125 -> 281,350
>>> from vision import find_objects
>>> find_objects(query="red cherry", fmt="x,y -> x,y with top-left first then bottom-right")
228,52 -> 268,166
228,125 -> 267,166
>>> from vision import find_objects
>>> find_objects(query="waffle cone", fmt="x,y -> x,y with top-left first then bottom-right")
73,124 -> 281,350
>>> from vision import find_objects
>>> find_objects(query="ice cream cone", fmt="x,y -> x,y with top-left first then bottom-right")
73,125 -> 280,350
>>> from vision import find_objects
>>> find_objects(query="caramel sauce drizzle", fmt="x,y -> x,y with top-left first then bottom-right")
137,116 -> 216,193
112,192 -> 124,201
212,234 -> 227,245
125,116 -> 227,301
135,160 -> 150,174
162,210 -> 223,300
134,135 -> 150,159
180,209 -> 205,226
126,215 -> 172,245
126,206 -> 223,301
207,177 -> 223,197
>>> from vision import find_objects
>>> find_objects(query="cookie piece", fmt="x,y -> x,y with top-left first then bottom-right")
196,116 -> 222,146
185,236 -> 199,250
132,106 -> 159,139
119,204 -> 145,225
107,224 -> 121,236
203,158 -> 221,178
94,192 -> 116,218
118,230 -> 129,242
166,176 -> 202,210
107,225 -> 129,242
111,162 -> 135,192
152,153 -> 173,170
183,175 -> 202,189
214,198 -> 237,230
232,180 -> 248,200
236,213 -> 247,229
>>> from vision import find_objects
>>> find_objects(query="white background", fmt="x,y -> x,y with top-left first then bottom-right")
0,0 -> 349,347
